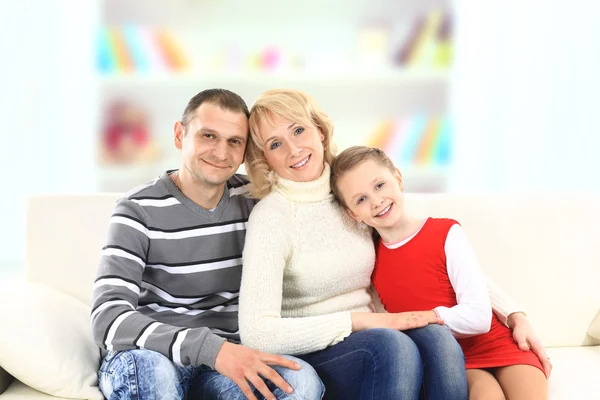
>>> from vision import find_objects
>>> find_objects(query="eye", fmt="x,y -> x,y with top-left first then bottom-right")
203,133 -> 215,140
356,196 -> 366,205
376,182 -> 385,190
229,138 -> 241,146
270,141 -> 281,150
294,127 -> 304,135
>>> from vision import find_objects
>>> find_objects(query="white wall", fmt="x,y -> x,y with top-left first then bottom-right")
0,1 -> 98,271
450,1 -> 600,193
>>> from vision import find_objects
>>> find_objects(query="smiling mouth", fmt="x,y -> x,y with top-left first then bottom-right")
375,204 -> 392,217
290,155 -> 311,169
202,160 -> 230,169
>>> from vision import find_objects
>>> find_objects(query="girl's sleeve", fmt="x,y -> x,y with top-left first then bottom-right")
434,224 -> 493,338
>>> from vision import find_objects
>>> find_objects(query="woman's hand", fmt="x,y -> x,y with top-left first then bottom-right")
507,312 -> 552,378
352,311 -> 443,332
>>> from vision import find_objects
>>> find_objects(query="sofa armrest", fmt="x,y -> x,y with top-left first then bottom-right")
0,366 -> 14,395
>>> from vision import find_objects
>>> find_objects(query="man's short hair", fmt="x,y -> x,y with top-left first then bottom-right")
181,89 -> 250,132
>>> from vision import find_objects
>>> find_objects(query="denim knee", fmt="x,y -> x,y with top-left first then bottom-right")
99,349 -> 187,400
414,325 -> 465,364
273,356 -> 324,399
360,328 -> 423,397
362,328 -> 422,369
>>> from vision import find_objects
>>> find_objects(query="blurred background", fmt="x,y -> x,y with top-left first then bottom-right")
1,0 -> 599,278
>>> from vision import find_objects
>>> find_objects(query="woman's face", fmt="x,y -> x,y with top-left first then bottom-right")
257,113 -> 326,182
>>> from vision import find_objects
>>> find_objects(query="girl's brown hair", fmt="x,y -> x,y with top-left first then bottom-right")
330,146 -> 398,209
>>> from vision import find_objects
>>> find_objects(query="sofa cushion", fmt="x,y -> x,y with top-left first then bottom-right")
0,282 -> 103,399
546,346 -> 600,399
588,312 -> 600,340
0,380 -> 71,399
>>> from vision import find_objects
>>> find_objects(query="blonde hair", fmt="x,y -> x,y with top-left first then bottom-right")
330,146 -> 400,209
245,89 -> 337,199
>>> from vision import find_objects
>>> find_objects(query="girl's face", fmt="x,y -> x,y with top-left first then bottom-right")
258,114 -> 326,182
337,159 -> 404,230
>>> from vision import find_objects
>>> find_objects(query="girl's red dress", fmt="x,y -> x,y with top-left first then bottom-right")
373,217 -> 543,372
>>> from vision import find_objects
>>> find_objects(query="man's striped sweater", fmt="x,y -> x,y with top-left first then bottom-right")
90,171 -> 257,369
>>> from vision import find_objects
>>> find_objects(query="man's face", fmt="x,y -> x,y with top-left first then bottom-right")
175,103 -> 249,187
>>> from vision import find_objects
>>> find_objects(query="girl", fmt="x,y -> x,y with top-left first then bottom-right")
330,146 -> 548,400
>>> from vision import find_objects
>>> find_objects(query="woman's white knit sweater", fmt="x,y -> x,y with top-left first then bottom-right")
239,164 -> 375,355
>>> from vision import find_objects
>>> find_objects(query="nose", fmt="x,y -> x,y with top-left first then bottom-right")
213,138 -> 228,161
289,143 -> 303,157
372,193 -> 384,207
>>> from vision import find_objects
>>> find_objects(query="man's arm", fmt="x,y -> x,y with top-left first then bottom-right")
91,197 -> 302,399
90,198 -> 225,368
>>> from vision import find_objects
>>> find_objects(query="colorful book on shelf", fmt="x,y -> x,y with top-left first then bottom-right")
96,26 -> 116,73
393,9 -> 453,68
122,24 -> 149,72
433,116 -> 452,164
136,26 -> 168,73
96,26 -> 189,74
106,26 -> 135,72
386,118 -> 410,165
435,12 -> 453,67
395,15 -> 425,66
365,115 -> 452,167
366,120 -> 394,150
402,114 -> 427,165
409,10 -> 444,67
415,117 -> 440,165
155,29 -> 190,71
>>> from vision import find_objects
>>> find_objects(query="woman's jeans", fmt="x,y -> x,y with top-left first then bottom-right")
298,325 -> 467,400
98,349 -> 324,400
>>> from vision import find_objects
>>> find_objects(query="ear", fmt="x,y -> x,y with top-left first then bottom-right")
394,168 -> 404,192
318,128 -> 325,143
345,207 -> 362,223
174,121 -> 185,150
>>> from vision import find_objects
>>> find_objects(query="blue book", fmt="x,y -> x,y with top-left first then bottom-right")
401,114 -> 427,167
96,27 -> 115,74
123,24 -> 149,72
434,116 -> 452,165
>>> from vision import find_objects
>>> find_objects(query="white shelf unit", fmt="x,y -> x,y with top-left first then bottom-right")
97,0 -> 452,193
100,69 -> 450,87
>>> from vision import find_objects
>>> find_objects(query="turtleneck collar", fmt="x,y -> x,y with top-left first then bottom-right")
273,163 -> 333,203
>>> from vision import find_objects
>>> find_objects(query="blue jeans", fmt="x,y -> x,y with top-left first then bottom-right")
298,326 -> 466,400
404,324 -> 467,400
98,349 -> 324,400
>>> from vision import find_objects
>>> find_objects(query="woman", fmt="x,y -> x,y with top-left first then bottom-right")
238,89 -> 549,399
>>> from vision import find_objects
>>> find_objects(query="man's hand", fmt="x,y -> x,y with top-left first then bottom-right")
352,311 -> 443,332
508,312 -> 552,378
214,341 -> 300,400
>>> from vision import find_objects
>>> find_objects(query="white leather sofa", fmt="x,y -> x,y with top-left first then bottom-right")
0,193 -> 598,399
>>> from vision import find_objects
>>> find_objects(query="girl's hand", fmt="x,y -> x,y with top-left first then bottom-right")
351,311 -> 443,332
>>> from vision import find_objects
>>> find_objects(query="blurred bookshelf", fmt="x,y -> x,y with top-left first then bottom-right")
96,0 -> 454,193
100,69 -> 450,87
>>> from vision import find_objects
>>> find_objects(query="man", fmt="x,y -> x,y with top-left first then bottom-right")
91,89 -> 324,400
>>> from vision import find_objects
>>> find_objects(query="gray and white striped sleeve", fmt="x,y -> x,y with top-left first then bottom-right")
90,198 -> 226,368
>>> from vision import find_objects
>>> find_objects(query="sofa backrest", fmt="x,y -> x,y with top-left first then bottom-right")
26,193 -> 600,348
403,193 -> 600,348
26,194 -> 120,306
